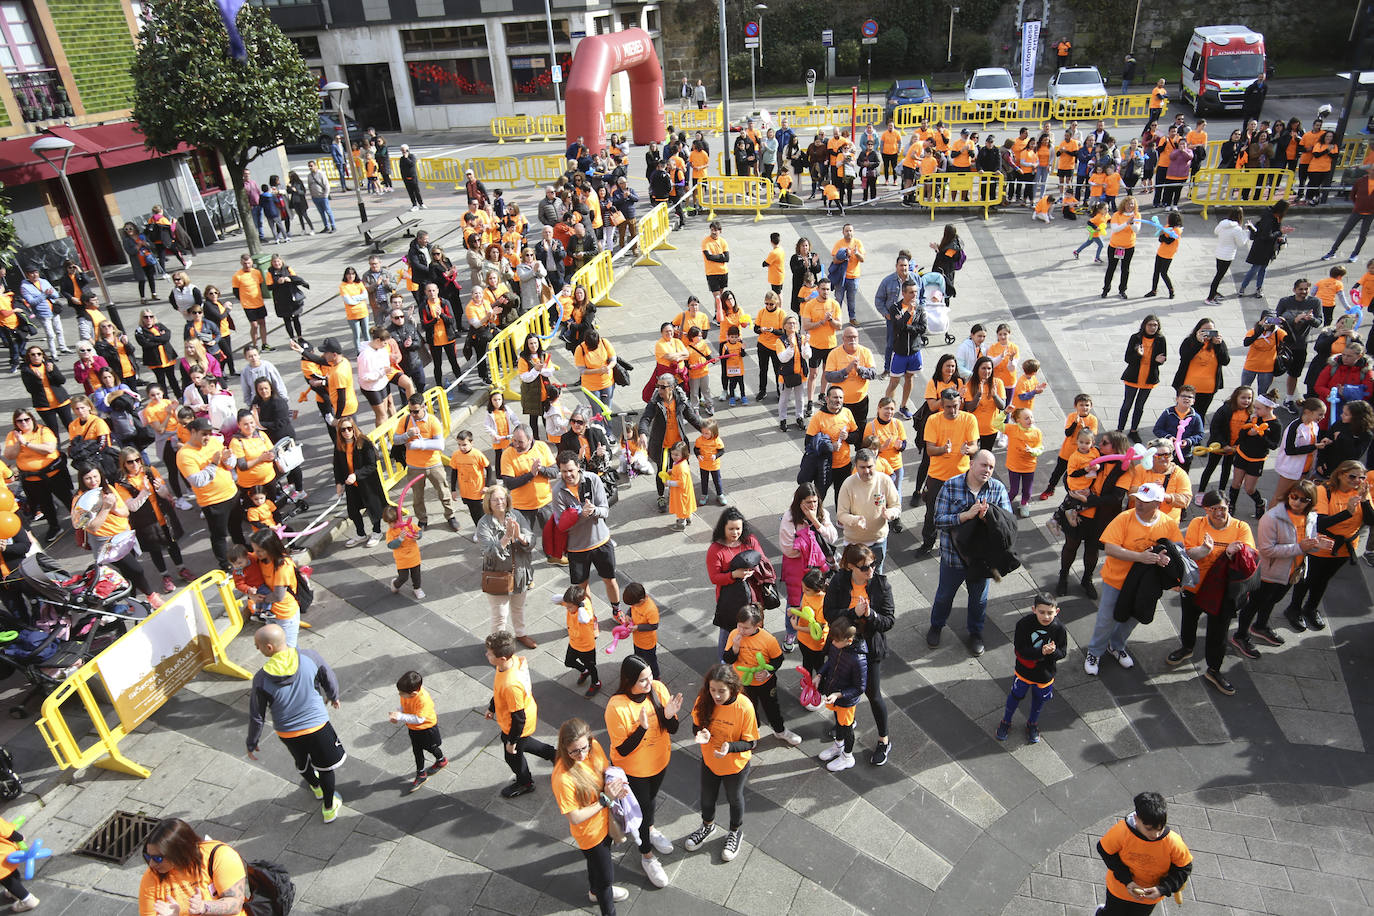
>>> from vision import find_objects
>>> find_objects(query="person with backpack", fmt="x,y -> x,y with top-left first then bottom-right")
139,817 -> 254,916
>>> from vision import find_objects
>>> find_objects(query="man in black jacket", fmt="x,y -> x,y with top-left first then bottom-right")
567,222 -> 599,273
406,231 -> 432,307
398,144 -> 424,210
384,293 -> 426,390
534,225 -> 566,291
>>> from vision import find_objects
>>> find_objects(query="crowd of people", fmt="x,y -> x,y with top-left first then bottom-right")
2,103 -> 1372,915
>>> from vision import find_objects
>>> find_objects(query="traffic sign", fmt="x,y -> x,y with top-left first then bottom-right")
805,69 -> 817,84
821,29 -> 834,47
862,37 -> 877,44
745,20 -> 759,37
551,64 -> 562,84
861,19 -> 878,37
744,36 -> 759,48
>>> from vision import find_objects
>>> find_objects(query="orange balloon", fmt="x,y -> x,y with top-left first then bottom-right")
0,488 -> 15,512
0,512 -> 18,540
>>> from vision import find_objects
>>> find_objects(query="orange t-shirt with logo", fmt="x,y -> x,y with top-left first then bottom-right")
552,738 -> 611,849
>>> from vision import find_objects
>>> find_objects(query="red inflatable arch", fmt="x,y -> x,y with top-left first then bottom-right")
564,28 -> 664,152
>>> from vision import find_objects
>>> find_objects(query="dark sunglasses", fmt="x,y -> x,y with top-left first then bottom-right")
853,561 -> 874,572
143,851 -> 165,864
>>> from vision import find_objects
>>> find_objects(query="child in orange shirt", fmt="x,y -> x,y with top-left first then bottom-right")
229,543 -> 270,622
389,669 -> 447,791
823,181 -> 843,216
1032,194 -> 1057,223
1073,202 -> 1108,262
1103,165 -> 1122,211
789,567 -> 830,678
1314,265 -> 1348,326
1048,427 -> 1099,537
1059,193 -> 1080,220
245,486 -> 278,532
720,326 -> 748,404
623,581 -> 661,677
1040,393 -> 1097,498
385,505 -> 425,600
1012,358 -> 1048,411
1355,258 -> 1374,309
693,419 -> 727,508
1003,407 -> 1044,516
666,440 -> 697,530
448,430 -> 491,529
561,583 -> 601,696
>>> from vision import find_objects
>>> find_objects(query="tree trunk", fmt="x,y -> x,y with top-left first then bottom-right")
226,159 -> 262,258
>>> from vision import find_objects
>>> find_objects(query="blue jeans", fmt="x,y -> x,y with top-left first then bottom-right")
348,316 -> 370,355
1074,237 -> 1104,259
1238,262 -> 1266,292
883,318 -> 894,372
280,613 -> 300,648
839,277 -> 859,322
313,196 -> 336,230
929,561 -> 990,636
1085,584 -> 1138,658
251,203 -> 264,239
1239,368 -> 1273,394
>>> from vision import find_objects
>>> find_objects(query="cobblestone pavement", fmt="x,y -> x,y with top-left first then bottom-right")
1,142 -> 1371,914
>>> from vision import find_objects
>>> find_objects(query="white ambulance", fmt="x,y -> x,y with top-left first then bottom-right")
1180,25 -> 1266,115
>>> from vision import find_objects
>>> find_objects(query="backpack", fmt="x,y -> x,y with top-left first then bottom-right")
286,563 -> 314,614
212,845 -> 295,916
791,525 -> 830,573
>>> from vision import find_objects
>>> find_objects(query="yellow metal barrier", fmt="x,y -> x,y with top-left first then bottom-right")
911,171 -> 1005,220
1189,168 -> 1293,219
676,107 -> 723,131
369,385 -> 454,501
604,112 -> 633,133
894,104 -> 940,129
1341,136 -> 1370,169
940,100 -> 996,126
522,154 -> 567,187
634,202 -> 678,267
777,105 -> 830,129
463,156 -> 521,186
846,104 -> 884,127
491,115 -> 535,143
312,156 -> 400,186
694,175 -> 774,221
533,113 -> 566,142
996,98 -> 1052,124
416,156 -> 464,191
1108,94 -> 1156,125
35,571 -> 251,778
486,301 -> 555,402
1053,97 -> 1111,122
570,249 -> 624,308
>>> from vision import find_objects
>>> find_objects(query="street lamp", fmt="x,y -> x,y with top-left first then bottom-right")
755,4 -> 767,67
717,0 -> 730,174
948,5 -> 960,63
543,0 -> 562,115
321,81 -> 367,224
30,135 -> 114,313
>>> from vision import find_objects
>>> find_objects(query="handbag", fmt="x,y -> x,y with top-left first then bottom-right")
274,436 -> 304,473
608,210 -> 626,227
755,580 -> 781,610
612,356 -> 632,388
481,568 -> 514,595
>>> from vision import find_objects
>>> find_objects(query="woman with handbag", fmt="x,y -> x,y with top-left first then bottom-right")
417,282 -> 462,390
265,254 -> 309,340
333,415 -> 384,548
115,446 -> 189,593
251,377 -> 304,495
705,508 -> 774,658
515,247 -> 548,316
476,484 -> 537,647
200,285 -> 237,377
778,482 -> 837,650
518,334 -> 557,438
823,543 -> 896,766
4,408 -> 71,542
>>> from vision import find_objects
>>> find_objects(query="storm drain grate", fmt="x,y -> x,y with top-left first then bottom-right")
76,810 -> 162,864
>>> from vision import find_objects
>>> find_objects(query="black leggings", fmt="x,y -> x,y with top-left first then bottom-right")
392,566 -> 422,589
1149,255 -> 1174,296
0,871 -> 30,901
345,480 -> 385,536
283,314 -> 303,339
22,470 -> 72,533
1118,385 -> 1152,432
135,523 -> 184,574
1045,455 -> 1069,493
626,769 -> 666,855
217,336 -> 236,376
201,497 -> 247,571
756,343 -> 781,398
1102,246 -> 1134,294
864,656 -> 890,739
743,680 -> 785,734
1207,259 -> 1232,300
1178,593 -> 1234,671
429,343 -> 461,387
160,441 -> 184,498
409,725 -> 444,774
38,404 -> 73,437
1060,514 -> 1106,578
581,836 -> 617,916
151,365 -> 179,396
503,733 -> 554,785
700,759 -> 749,830
1237,580 -> 1291,633
1286,555 -> 1346,616
1197,448 -> 1232,492
134,264 -> 158,299
109,550 -> 157,599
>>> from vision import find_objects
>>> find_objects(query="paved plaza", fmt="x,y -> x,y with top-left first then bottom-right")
1,116 -> 1372,915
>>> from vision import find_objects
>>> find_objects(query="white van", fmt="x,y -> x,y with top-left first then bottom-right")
1180,25 -> 1266,115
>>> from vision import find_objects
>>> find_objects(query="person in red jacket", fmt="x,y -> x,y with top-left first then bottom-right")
1323,165 -> 1374,262
1314,343 -> 1374,429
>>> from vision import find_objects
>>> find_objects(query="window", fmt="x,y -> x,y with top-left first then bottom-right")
504,19 -> 568,46
290,36 -> 322,58
619,12 -> 638,31
645,9 -> 659,32
401,25 -> 486,52
592,15 -> 612,35
510,52 -> 571,101
189,148 -> 226,194
0,2 -> 45,73
408,58 -> 494,104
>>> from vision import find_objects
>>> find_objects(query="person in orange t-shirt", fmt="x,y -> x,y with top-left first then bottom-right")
485,630 -> 556,798
384,504 -> 424,599
623,582 -> 662,675
389,669 -> 447,790
561,583 -> 601,694
448,430 -> 491,524
694,419 -> 727,506
552,718 -> 628,906
684,663 -> 758,862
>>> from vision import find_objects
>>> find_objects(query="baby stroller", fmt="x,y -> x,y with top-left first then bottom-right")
917,272 -> 957,346
0,551 -> 149,718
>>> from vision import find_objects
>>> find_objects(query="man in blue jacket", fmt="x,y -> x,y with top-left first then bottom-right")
247,624 -> 346,823
1151,386 -> 1204,472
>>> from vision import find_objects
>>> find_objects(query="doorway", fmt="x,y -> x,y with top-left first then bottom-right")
47,172 -> 119,269
343,63 -> 401,134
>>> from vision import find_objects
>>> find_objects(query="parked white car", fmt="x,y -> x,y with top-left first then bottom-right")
1048,66 -> 1108,101
963,68 -> 1017,102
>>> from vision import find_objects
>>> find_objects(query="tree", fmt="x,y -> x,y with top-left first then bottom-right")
130,0 -> 319,257
0,185 -> 19,268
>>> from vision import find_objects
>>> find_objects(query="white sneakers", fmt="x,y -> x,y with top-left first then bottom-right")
11,895 -> 38,912
414,587 -> 427,600
818,741 -> 843,762
1084,648 -> 1134,676
641,854 -> 668,887
826,751 -> 856,772
344,534 -> 366,548
649,828 -> 673,855
773,729 -> 801,746
1084,653 -> 1100,676
588,887 -> 629,903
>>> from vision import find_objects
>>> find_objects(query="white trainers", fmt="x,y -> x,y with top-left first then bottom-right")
818,741 -> 843,762
826,751 -> 856,772
588,887 -> 629,903
1109,647 -> 1135,669
344,534 -> 366,547
12,895 -> 38,912
365,533 -> 381,548
1084,652 -> 1100,676
721,828 -> 743,862
773,729 -> 802,746
641,854 -> 668,887
649,828 -> 674,855
174,496 -> 194,511
414,587 -> 427,600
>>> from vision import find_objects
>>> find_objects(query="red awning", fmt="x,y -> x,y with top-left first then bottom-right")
0,120 -> 191,186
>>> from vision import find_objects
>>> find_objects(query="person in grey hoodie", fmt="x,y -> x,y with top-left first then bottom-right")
246,624 -> 347,823
551,450 -> 622,619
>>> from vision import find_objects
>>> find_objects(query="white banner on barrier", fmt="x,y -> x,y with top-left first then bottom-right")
1020,20 -> 1040,100
97,592 -> 215,732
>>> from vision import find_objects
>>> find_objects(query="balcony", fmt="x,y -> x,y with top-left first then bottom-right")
8,69 -> 73,124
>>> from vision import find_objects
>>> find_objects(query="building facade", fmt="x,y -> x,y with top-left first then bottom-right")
265,0 -> 662,133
